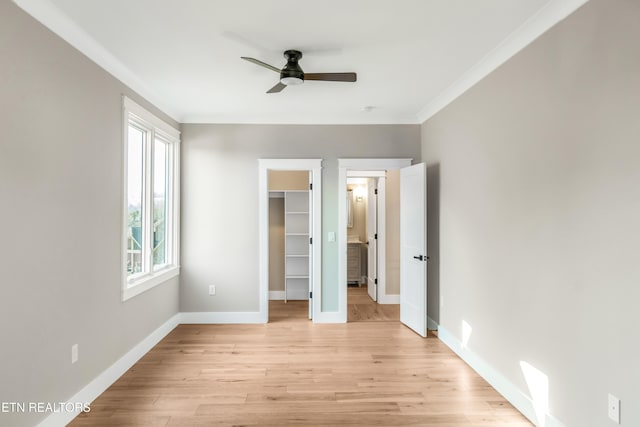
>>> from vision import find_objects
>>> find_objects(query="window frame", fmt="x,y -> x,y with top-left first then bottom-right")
122,96 -> 180,301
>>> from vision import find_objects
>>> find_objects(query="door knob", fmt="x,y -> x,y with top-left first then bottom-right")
413,255 -> 423,261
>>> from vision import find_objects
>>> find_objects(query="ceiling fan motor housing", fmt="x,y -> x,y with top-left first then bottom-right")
280,50 -> 304,85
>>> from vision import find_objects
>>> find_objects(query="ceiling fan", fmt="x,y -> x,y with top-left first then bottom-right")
241,50 -> 357,93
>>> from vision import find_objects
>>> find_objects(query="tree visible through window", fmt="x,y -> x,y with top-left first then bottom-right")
153,138 -> 168,268
127,125 -> 145,275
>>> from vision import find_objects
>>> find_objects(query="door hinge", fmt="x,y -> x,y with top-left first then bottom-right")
374,278 -> 378,285
309,183 -> 313,190
374,233 -> 377,240
309,291 -> 313,299
374,188 -> 378,195
309,237 -> 313,245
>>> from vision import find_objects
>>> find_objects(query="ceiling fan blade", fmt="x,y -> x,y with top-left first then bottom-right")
241,57 -> 281,73
304,72 -> 357,82
267,82 -> 287,93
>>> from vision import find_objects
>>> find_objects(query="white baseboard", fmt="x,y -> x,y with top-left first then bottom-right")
40,311 -> 570,427
36,313 -> 181,427
180,311 -> 266,324
269,290 -> 309,301
288,290 -> 309,300
269,291 -> 285,300
427,316 -> 438,331
437,326 -> 566,427
378,293 -> 400,304
181,309 -> 344,324
313,311 -> 346,323
38,307 -> 348,426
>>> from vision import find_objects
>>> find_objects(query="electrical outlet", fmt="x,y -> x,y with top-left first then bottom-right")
209,285 -> 216,295
71,344 -> 78,364
608,393 -> 620,424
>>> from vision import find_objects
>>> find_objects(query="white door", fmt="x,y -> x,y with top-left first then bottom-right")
367,178 -> 377,301
400,163 -> 427,337
308,173 -> 313,320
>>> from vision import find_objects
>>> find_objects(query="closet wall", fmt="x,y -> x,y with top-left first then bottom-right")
268,198 -> 285,293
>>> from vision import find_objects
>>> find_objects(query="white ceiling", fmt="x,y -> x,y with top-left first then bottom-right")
15,0 -> 589,124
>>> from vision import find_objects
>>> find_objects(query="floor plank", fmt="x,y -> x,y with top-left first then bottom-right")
69,301 -> 531,426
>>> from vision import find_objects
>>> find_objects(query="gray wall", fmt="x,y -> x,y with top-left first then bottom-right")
0,3 -> 180,426
421,0 -> 640,426
180,124 -> 420,312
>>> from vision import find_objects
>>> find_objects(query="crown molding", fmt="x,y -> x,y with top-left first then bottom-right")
14,0 -> 590,126
416,0 -> 591,124
180,113 -> 420,125
13,0 -> 181,122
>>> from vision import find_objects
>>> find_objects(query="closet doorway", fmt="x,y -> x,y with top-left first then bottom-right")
258,159 -> 322,323
269,171 -> 311,320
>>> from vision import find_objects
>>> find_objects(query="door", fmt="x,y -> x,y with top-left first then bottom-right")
308,173 -> 313,320
400,163 -> 427,337
367,178 -> 377,301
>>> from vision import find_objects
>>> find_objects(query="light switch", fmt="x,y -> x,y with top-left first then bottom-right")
328,232 -> 336,242
71,344 -> 78,364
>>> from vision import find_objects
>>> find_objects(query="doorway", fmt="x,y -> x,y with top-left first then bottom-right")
345,172 -> 400,322
268,170 -> 311,321
258,159 -> 322,324
338,159 -> 428,336
338,159 -> 413,323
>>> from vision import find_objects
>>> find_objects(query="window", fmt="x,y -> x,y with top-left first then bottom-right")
122,97 -> 180,300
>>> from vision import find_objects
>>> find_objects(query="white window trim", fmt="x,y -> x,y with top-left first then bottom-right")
122,96 -> 180,301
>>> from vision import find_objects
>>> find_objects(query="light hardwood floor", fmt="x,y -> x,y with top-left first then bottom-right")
347,286 -> 400,322
70,302 -> 532,426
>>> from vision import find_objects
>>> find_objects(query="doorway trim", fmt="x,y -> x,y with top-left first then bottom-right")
338,158 -> 412,321
258,159 -> 322,323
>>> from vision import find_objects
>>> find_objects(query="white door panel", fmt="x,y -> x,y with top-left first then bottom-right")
400,163 -> 427,337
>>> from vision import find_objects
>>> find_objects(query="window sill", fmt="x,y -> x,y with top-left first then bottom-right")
122,265 -> 180,301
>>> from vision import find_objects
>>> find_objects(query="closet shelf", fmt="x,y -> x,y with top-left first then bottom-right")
284,190 -> 310,303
